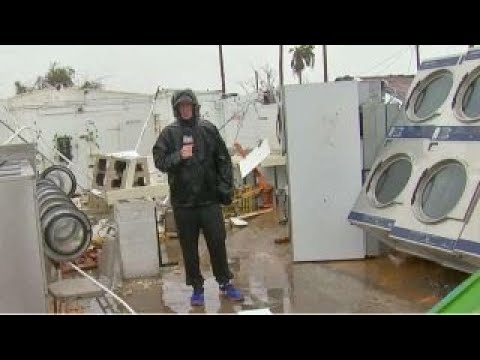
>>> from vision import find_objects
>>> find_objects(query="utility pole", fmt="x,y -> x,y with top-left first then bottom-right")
415,45 -> 420,70
322,45 -> 328,82
279,45 -> 284,87
219,45 -> 226,95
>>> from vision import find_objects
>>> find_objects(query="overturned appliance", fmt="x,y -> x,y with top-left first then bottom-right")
349,48 -> 480,273
37,165 -> 92,262
0,143 -> 48,313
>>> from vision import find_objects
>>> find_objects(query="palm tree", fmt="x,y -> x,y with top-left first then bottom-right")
289,45 -> 315,84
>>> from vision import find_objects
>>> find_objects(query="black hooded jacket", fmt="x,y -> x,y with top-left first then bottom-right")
152,89 -> 234,208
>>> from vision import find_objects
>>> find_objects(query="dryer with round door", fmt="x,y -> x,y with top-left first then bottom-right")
348,55 -> 462,245
446,47 -> 480,271
444,47 -> 480,137
389,140 -> 480,273
387,54 -> 463,140
348,137 -> 430,243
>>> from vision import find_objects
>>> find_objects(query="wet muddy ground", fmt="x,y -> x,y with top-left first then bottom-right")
63,212 -> 468,314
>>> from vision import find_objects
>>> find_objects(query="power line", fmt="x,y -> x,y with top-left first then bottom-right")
362,46 -> 410,75
372,47 -> 411,76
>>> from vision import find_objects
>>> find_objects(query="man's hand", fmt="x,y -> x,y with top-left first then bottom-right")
180,144 -> 193,159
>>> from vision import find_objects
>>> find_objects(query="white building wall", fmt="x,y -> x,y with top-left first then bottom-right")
0,89 -> 153,188
0,88 -> 281,190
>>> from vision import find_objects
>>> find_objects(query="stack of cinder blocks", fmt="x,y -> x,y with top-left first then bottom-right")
92,154 -> 151,191
91,154 -> 168,205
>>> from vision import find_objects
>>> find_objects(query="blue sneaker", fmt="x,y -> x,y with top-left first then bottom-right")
191,288 -> 205,306
219,283 -> 244,301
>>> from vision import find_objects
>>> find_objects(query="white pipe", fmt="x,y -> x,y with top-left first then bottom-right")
161,194 -> 169,206
134,86 -> 161,153
2,125 -> 35,145
68,262 -> 136,314
1,106 -> 92,181
0,111 -> 91,183
0,117 -> 55,166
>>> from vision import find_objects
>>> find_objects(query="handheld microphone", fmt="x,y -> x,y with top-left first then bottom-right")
182,128 -> 194,163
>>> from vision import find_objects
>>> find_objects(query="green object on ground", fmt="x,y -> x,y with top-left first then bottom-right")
429,270 -> 480,314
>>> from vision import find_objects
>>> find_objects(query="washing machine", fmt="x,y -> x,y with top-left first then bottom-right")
388,139 -> 480,273
348,137 -> 430,242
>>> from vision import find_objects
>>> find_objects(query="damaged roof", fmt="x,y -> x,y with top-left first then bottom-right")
360,75 -> 414,101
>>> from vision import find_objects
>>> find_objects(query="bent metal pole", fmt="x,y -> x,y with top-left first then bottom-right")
134,86 -> 161,154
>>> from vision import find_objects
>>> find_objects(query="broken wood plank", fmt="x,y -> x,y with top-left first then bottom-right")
236,207 -> 273,220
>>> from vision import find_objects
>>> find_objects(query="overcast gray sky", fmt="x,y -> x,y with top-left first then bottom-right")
0,45 -> 471,98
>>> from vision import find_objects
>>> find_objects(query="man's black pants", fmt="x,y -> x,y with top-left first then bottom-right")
173,203 -> 233,289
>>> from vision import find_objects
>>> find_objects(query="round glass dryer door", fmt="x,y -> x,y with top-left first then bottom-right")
40,165 -> 77,197
413,160 -> 467,223
368,155 -> 413,207
407,70 -> 454,122
42,208 -> 92,262
454,67 -> 480,122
